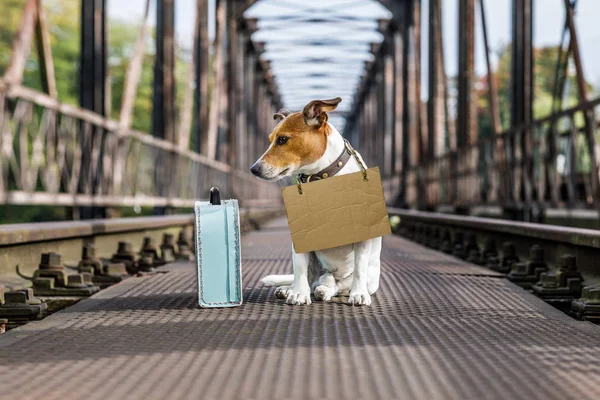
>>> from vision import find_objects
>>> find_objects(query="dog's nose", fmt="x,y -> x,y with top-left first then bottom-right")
250,162 -> 261,177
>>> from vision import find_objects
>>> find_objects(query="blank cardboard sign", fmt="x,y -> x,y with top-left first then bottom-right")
282,167 -> 391,253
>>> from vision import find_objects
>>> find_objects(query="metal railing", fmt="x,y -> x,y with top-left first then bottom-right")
406,97 -> 600,211
0,83 -> 280,208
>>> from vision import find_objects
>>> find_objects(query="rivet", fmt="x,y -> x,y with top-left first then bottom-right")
337,161 -> 343,167
322,173 -> 328,178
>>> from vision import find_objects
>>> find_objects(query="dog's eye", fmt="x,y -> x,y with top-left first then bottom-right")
276,136 -> 289,146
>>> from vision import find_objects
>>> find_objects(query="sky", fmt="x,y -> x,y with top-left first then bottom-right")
107,0 -> 600,103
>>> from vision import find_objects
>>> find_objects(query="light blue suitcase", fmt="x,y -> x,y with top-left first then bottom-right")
194,188 -> 242,308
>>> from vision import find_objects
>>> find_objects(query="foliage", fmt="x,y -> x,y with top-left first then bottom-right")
0,0 -> 193,134
0,0 -> 195,223
475,44 -> 596,140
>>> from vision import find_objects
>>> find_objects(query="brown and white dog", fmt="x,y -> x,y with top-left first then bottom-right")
250,97 -> 382,306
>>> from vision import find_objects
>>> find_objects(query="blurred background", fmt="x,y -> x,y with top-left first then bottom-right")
0,0 -> 599,225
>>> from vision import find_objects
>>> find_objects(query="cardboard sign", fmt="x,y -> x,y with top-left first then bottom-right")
282,167 -> 391,253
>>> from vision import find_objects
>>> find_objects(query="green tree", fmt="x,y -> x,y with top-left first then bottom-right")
476,44 -> 597,138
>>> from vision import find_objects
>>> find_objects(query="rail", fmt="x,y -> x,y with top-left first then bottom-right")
0,208 -> 284,287
389,207 -> 600,285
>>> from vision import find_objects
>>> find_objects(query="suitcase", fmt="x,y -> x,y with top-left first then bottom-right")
194,187 -> 242,308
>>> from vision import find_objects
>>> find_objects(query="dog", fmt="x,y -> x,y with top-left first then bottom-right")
250,97 -> 382,306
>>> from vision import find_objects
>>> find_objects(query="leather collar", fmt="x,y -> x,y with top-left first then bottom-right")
297,141 -> 352,183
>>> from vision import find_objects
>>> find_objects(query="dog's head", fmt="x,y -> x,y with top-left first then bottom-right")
250,97 -> 341,181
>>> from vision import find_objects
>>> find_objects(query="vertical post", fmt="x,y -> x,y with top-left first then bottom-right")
153,0 -> 176,143
79,0 -> 107,220
563,0 -> 600,215
510,0 -> 533,130
428,0 -> 444,158
510,0 -> 533,215
394,27 -> 405,205
413,0 -> 424,161
399,1 -> 412,207
384,42 -> 395,179
246,48 -> 256,167
405,0 -> 419,168
237,25 -> 247,172
80,0 -> 106,117
376,56 -> 385,170
207,0 -> 228,160
194,0 -> 210,153
457,0 -> 475,147
179,0 -> 203,150
152,0 -> 176,215
227,2 -> 238,172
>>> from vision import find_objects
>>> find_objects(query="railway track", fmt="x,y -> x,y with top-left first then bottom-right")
0,207 -> 284,330
389,208 -> 600,322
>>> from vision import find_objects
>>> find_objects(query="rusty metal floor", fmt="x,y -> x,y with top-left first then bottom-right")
2,219 -> 600,399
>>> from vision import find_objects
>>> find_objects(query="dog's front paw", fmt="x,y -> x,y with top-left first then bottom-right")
348,291 -> 372,306
314,285 -> 334,302
286,288 -> 312,305
274,285 -> 291,299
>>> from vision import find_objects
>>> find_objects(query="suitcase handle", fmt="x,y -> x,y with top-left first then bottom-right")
210,187 -> 221,205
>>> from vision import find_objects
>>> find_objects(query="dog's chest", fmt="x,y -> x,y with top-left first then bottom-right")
314,244 -> 355,277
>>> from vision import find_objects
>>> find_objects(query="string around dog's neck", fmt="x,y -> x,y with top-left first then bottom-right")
297,139 -> 355,184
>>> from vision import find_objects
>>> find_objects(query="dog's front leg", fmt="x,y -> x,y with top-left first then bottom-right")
286,250 -> 312,305
348,240 -> 373,306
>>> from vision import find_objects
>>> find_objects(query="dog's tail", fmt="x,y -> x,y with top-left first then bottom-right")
260,274 -> 294,286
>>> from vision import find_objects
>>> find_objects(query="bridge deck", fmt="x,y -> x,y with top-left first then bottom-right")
1,219 -> 600,399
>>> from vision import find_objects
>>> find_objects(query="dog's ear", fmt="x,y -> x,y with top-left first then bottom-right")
303,97 -> 342,127
273,108 -> 291,122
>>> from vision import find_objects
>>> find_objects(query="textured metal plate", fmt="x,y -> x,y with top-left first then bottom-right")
1,220 -> 600,400
241,230 -> 293,260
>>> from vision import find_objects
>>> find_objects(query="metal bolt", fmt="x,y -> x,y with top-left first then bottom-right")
39,252 -> 63,270
465,233 -> 479,251
560,254 -> 577,271
572,284 -> 600,322
580,285 -> 600,303
178,230 -> 191,246
142,237 -> 157,249
66,274 -> 87,288
453,232 -> 467,259
81,243 -> 96,260
141,237 -> 160,262
429,227 -> 441,249
530,245 -> 544,262
502,242 -> 516,257
118,241 -> 133,255
454,232 -> 464,245
162,233 -> 175,246
441,230 -> 453,254
483,237 -> 497,260
137,252 -> 155,272
3,290 -> 29,304
104,263 -> 128,276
